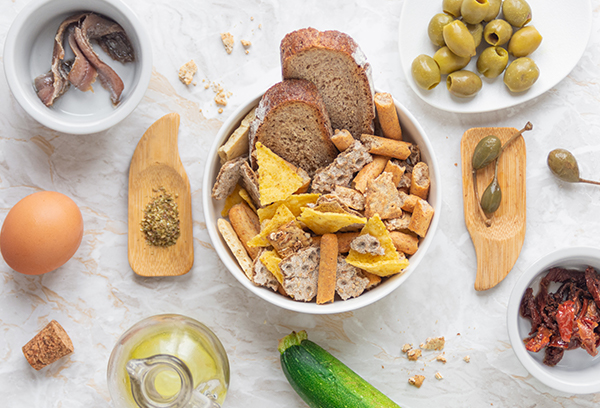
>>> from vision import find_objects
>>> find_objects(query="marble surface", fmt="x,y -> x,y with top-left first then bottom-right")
1,0 -> 600,407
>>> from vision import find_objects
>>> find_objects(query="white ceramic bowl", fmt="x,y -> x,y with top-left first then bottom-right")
203,91 -> 441,314
3,0 -> 152,134
507,247 -> 600,394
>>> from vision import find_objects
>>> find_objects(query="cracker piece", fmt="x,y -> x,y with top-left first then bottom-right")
346,215 -> 409,276
297,208 -> 366,236
239,161 -> 261,209
350,234 -> 384,256
436,354 -> 447,363
464,355 -> 471,363
398,172 -> 412,192
313,194 -> 363,218
408,375 -> 425,388
241,39 -> 252,48
258,250 -> 283,284
333,185 -> 365,211
280,246 -> 320,302
221,32 -> 234,54
352,155 -> 389,194
364,171 -> 403,220
248,204 -> 296,247
238,188 -> 257,212
252,254 -> 279,291
229,202 -> 261,260
212,156 -> 247,200
408,199 -> 434,238
257,194 -> 320,224
268,221 -> 312,259
284,160 -> 312,194
362,271 -> 382,289
420,337 -> 445,351
218,109 -> 256,164
221,184 -> 244,217
361,134 -> 411,160
256,142 -> 304,206
401,343 -> 412,353
435,372 -> 443,380
384,160 -> 405,187
384,213 -> 412,232
407,349 -> 422,361
22,320 -> 73,370
331,129 -> 355,151
399,191 -> 420,213
178,60 -> 197,85
374,92 -> 402,140
410,162 -> 430,199
218,218 -> 253,279
311,140 -> 372,194
335,255 -> 369,300
389,231 -> 419,255
336,232 -> 361,253
317,234 -> 338,305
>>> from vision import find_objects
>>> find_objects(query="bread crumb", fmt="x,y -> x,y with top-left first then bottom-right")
435,372 -> 443,380
435,353 -> 447,363
420,336 -> 445,351
199,109 -> 202,112
218,108 -> 224,114
245,50 -> 250,54
408,375 -> 425,388
407,349 -> 421,361
204,84 -> 210,89
250,16 -> 254,21
221,32 -> 234,54
192,81 -> 197,86
464,355 -> 470,363
258,24 -> 262,29
401,343 -> 412,353
241,39 -> 252,48
178,60 -> 197,85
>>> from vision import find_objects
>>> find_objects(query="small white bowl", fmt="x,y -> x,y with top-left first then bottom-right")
3,0 -> 152,134
507,247 -> 600,394
203,91 -> 441,314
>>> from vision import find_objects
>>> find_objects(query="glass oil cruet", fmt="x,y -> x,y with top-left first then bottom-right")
107,314 -> 230,408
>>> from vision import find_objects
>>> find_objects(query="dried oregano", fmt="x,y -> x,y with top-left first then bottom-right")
140,187 -> 180,247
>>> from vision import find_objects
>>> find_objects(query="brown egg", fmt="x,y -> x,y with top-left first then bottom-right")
0,191 -> 83,275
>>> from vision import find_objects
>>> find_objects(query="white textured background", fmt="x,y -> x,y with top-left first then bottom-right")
1,0 -> 600,407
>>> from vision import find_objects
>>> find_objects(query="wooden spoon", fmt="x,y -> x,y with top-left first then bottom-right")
461,127 -> 526,291
128,113 -> 193,277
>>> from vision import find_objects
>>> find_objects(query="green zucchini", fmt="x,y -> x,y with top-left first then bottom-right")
278,331 -> 400,408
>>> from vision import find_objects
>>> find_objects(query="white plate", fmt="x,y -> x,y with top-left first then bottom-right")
398,0 -> 592,113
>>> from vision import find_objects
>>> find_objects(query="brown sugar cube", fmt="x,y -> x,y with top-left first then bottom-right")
22,320 -> 74,370
331,129 -> 355,151
317,234 -> 338,305
374,92 -> 402,141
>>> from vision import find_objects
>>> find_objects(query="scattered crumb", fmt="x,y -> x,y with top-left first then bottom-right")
408,375 -> 425,388
401,343 -> 412,354
211,82 -> 232,107
218,108 -> 224,114
202,79 -> 205,82
435,372 -> 443,380
457,333 -> 461,336
192,81 -> 197,86
178,60 -> 197,85
464,355 -> 471,363
199,109 -> 202,112
245,50 -> 250,54
250,16 -> 254,21
407,349 -> 421,361
454,163 -> 458,167
420,337 -> 445,351
241,39 -> 252,47
204,84 -> 210,89
221,32 -> 234,54
258,24 -> 262,29
436,353 -> 447,364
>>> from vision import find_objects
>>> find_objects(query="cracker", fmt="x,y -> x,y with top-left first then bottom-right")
298,208 -> 366,235
408,375 -> 425,388
333,185 -> 365,211
364,171 -> 403,220
383,160 -> 405,187
311,140 -> 372,194
256,142 -> 304,206
317,234 -> 338,305
218,218 -> 253,280
248,204 -> 297,247
221,32 -> 234,54
252,253 -> 279,291
218,109 -> 256,164
212,156 -> 247,200
280,246 -> 320,302
350,234 -> 384,255
221,184 -> 244,217
336,255 -> 369,300
239,161 -> 261,209
178,60 -> 197,85
257,194 -> 320,224
259,250 -> 283,284
268,221 -> 312,259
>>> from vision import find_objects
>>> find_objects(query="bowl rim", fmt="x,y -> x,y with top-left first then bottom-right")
202,89 -> 441,314
3,0 -> 152,135
507,246 -> 600,394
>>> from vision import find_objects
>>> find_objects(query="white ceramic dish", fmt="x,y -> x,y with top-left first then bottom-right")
203,91 -> 441,314
3,0 -> 152,134
507,247 -> 600,394
399,0 -> 592,113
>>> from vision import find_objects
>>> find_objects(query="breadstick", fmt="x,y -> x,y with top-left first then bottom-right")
384,160 -> 405,187
331,129 -> 355,151
229,202 -> 261,259
408,199 -> 434,237
317,234 -> 338,305
410,162 -> 430,199
390,231 -> 419,255
336,232 -> 361,253
361,134 -> 411,160
353,155 -> 389,193
399,191 -> 421,213
374,92 -> 402,140
217,218 -> 254,279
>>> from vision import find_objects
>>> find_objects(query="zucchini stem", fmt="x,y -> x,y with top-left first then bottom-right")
278,330 -> 308,354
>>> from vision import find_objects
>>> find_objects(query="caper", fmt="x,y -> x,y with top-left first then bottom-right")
477,46 -> 509,78
504,58 -> 539,92
447,70 -> 482,98
508,26 -> 543,58
472,135 -> 502,170
428,13 -> 455,47
443,20 -> 477,58
484,19 -> 513,46
434,46 -> 471,75
461,0 -> 490,25
443,0 -> 464,17
547,149 -> 600,186
484,0 -> 501,22
480,176 -> 502,214
467,23 -> 484,48
503,0 -> 532,28
411,54 -> 441,90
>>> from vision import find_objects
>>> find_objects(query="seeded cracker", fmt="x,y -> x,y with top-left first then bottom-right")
221,32 -> 234,54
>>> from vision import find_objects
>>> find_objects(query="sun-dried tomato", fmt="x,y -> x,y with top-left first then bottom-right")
576,317 -> 599,357
556,300 -> 576,343
525,326 -> 553,352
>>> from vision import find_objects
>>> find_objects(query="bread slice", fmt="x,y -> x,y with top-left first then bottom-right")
249,79 -> 337,176
281,28 -> 375,139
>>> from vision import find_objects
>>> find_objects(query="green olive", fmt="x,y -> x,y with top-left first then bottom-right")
428,13 -> 455,47
447,70 -> 482,98
412,55 -> 441,90
467,23 -> 483,48
443,0 -> 464,17
483,19 -> 513,46
443,20 -> 476,58
461,0 -> 490,25
503,0 -> 532,28
477,46 -> 509,78
547,149 -> 580,183
484,0 -> 502,22
434,46 -> 471,75
472,135 -> 502,170
504,57 -> 539,92
508,26 -> 543,57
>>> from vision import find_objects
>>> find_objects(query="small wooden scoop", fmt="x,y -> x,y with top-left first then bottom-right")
461,127 -> 526,291
128,113 -> 194,277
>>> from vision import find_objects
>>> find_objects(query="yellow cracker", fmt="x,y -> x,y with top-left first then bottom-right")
257,193 -> 320,224
259,250 -> 283,283
346,215 -> 409,276
256,142 -> 304,206
238,188 -> 257,212
297,208 -> 366,235
248,204 -> 297,247
221,184 -> 244,217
